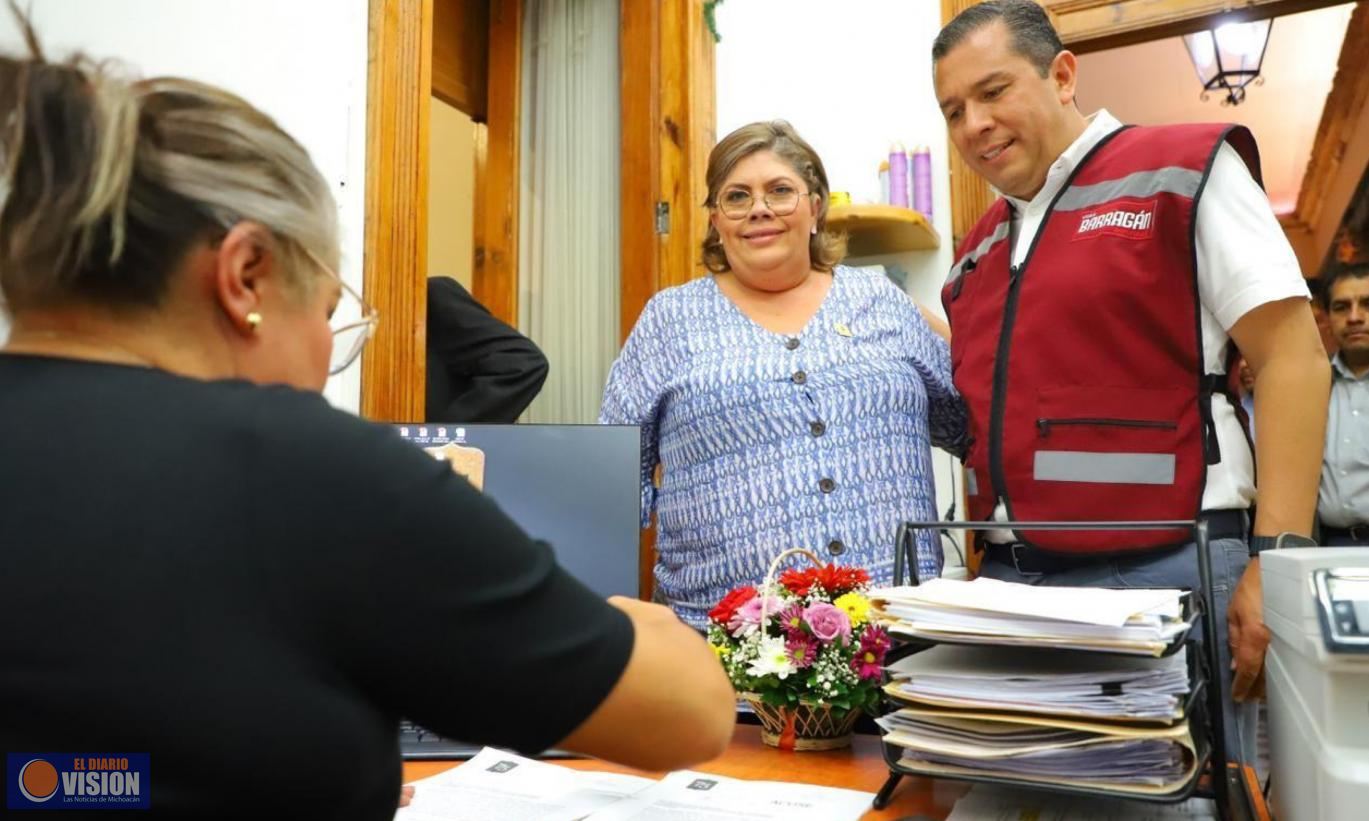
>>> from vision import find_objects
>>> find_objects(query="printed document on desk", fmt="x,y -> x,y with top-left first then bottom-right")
395,748 -> 652,821
583,770 -> 872,821
395,748 -> 873,821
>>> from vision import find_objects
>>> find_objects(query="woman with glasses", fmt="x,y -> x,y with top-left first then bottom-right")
0,17 -> 734,819
601,120 -> 967,629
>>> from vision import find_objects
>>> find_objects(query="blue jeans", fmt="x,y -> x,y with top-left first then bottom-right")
978,536 -> 1256,764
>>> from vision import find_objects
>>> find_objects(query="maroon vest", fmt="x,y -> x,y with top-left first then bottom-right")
942,124 -> 1260,554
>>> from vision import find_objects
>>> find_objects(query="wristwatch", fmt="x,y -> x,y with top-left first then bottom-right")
1249,532 -> 1318,557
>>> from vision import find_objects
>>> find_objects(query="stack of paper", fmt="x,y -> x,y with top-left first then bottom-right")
885,644 -> 1190,722
878,706 -> 1198,796
871,578 -> 1193,656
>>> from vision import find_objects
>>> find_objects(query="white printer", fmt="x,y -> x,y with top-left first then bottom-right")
1263,548 -> 1369,821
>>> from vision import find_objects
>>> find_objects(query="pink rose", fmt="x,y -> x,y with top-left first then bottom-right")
803,602 -> 851,642
729,595 -> 783,635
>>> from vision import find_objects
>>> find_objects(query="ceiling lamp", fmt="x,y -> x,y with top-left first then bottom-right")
1183,18 -> 1273,106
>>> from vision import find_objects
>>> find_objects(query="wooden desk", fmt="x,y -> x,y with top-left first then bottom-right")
403,725 -> 969,820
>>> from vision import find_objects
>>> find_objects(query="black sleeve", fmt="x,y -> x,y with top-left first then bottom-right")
426,277 -> 550,423
251,392 -> 633,754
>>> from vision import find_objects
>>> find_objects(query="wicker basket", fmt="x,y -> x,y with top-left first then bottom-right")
741,547 -> 868,751
742,693 -> 861,751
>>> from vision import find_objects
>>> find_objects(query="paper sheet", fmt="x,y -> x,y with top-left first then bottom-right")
583,770 -> 873,821
871,578 -> 1183,627
394,749 -> 874,821
395,748 -> 652,821
872,579 -> 1192,656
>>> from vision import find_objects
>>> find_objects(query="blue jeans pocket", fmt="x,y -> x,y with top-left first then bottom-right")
1111,549 -> 1190,590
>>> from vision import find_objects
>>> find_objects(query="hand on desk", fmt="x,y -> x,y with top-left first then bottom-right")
399,784 -> 415,808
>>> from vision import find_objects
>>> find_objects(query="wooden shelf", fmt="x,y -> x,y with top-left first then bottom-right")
826,204 -> 940,257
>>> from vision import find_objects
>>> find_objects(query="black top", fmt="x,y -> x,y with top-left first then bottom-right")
426,277 -> 549,423
0,354 -> 633,819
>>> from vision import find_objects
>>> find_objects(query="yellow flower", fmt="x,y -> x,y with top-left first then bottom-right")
710,642 -> 731,659
833,592 -> 870,626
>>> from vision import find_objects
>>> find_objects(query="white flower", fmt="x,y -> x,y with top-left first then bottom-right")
746,636 -> 796,680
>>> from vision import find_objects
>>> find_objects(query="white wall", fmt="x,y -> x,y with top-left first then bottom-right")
715,0 -> 968,565
0,0 -> 369,411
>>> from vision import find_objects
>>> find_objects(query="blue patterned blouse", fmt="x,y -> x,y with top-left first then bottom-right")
599,266 -> 966,628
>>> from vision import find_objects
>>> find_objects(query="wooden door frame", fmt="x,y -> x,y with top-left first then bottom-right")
1278,3 -> 1369,274
472,0 -> 522,326
620,0 -> 715,343
361,0 -> 431,421
362,0 -> 522,420
621,0 -> 715,599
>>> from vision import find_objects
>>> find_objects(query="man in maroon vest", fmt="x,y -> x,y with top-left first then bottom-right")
933,0 -> 1329,763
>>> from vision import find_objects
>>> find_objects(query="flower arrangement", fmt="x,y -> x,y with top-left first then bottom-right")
707,555 -> 892,732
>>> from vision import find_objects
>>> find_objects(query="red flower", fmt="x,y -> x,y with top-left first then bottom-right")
816,565 -> 870,596
778,567 -> 819,596
709,585 -> 757,625
851,626 -> 892,681
778,564 -> 871,598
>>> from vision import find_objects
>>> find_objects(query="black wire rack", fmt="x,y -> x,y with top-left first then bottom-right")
875,519 -> 1258,820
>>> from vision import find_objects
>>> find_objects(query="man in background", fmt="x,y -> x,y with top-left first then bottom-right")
1318,264 -> 1369,545
426,276 -> 549,423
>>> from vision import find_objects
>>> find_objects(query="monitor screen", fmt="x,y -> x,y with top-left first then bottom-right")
392,423 -> 642,600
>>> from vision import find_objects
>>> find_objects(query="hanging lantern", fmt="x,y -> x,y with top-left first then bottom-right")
1183,19 -> 1273,106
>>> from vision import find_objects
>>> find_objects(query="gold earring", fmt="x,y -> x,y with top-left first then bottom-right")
246,311 -> 263,332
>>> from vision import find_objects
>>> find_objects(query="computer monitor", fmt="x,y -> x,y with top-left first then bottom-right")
392,423 -> 642,601
391,423 -> 642,760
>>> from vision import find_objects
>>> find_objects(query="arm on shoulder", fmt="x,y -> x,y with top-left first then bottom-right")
915,300 -> 950,342
556,596 -> 736,770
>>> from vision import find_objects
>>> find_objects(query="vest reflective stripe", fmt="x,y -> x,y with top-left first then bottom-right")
947,219 -> 1011,283
1033,451 -> 1177,485
1055,167 -> 1202,212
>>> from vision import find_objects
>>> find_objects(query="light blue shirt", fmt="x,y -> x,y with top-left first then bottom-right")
1241,393 -> 1256,443
1319,354 -> 1369,528
599,266 -> 965,628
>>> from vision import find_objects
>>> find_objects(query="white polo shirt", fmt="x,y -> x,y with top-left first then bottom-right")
989,109 -> 1308,529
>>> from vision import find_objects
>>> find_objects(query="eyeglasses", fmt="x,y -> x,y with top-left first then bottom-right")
304,247 -> 379,376
714,183 -> 811,219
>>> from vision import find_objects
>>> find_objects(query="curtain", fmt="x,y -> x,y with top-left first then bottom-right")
518,0 -> 620,423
